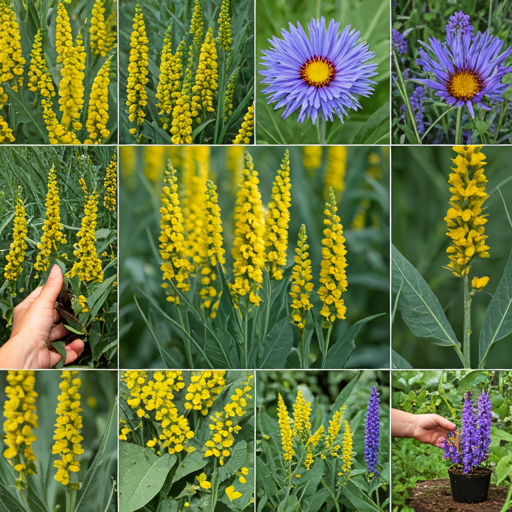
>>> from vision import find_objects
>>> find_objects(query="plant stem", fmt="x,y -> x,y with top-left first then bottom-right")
244,306 -> 249,368
66,489 -> 76,512
488,0 -> 493,30
317,116 -> 326,144
321,478 -> 340,512
321,324 -> 332,369
455,107 -> 463,144
209,459 -> 219,512
463,274 -> 472,368
177,307 -> 193,369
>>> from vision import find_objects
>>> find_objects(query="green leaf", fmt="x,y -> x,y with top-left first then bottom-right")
298,458 -> 324,496
332,371 -> 362,413
496,452 -> 512,485
171,450 -> 208,484
324,313 -> 385,368
457,371 -> 489,394
257,316 -> 293,369
352,102 -> 390,144
392,349 -> 413,369
219,441 -> 247,482
303,489 -> 329,512
392,245 -> 460,348
51,341 -> 67,369
256,458 -> 277,500
119,443 -> 176,512
277,494 -> 300,512
88,275 -> 116,321
479,249 -> 512,367
339,480 -> 381,512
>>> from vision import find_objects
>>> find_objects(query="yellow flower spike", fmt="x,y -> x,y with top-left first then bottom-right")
34,166 -> 67,274
445,146 -> 489,277
226,485 -> 242,501
265,150 -> 291,280
53,371 -> 83,487
226,146 -> 244,193
189,0 -> 204,49
28,29 -> 46,93
170,49 -> 194,144
304,425 -> 324,469
144,146 -> 165,183
120,146 -> 136,178
104,153 -> 117,212
292,389 -> 311,441
277,394 -> 295,462
218,0 -> 232,52
191,28 -> 218,115
85,57 -> 112,144
472,276 -> 489,291
223,70 -> 238,122
105,8 -> 117,54
90,0 -> 109,57
0,3 -> 25,88
233,104 -> 254,144
326,406 -> 345,456
302,147 -> 322,176
318,188 -> 348,326
290,225 -> 314,330
4,195 -> 28,283
200,181 -> 226,318
195,147 -> 210,179
184,371 -> 226,415
339,420 -> 353,476
67,182 -> 104,284
323,146 -> 347,200
159,162 -> 192,304
230,152 -> 266,306
3,371 -> 38,481
126,4 -> 149,139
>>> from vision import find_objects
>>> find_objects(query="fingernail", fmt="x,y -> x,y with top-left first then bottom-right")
49,265 -> 60,278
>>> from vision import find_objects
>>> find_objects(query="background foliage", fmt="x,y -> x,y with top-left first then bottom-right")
119,146 -> 389,369
256,0 -> 390,144
0,370 -> 118,512
392,146 -> 512,369
392,370 -> 512,510
0,147 -> 118,368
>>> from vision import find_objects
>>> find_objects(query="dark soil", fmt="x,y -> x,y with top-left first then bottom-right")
406,479 -> 508,512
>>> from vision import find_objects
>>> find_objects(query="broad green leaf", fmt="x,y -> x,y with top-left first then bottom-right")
303,489 -> 329,512
51,341 -> 67,369
457,371 -> 488,394
352,102 -> 390,144
119,443 -> 176,512
392,245 -> 460,348
324,313 -> 386,368
219,441 -> 247,482
298,458 -> 324,497
339,480 -> 381,512
479,250 -> 512,367
256,459 -> 277,500
171,450 -> 208,484
332,371 -> 362,413
257,316 -> 293,369
277,494 -> 300,512
392,350 -> 413,369
496,452 -> 512,484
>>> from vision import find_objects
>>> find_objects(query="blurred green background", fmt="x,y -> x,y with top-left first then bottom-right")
119,145 -> 390,369
0,370 -> 117,512
392,146 -> 512,368
256,0 -> 390,144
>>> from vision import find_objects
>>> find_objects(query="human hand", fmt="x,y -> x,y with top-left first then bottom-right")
0,265 -> 85,369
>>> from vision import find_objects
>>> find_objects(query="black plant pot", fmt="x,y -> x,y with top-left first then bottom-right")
448,466 -> 492,503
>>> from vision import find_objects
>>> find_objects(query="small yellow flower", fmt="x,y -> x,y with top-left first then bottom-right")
233,104 -> 254,144
184,371 -> 226,415
323,146 -> 347,200
90,0 -> 111,57
226,485 -> 242,501
302,147 -> 322,176
191,28 -> 218,115
304,425 -> 324,470
472,276 -> 489,291
104,153 -> 117,212
85,56 -> 112,144
218,0 -> 232,52
4,195 -> 28,283
189,0 -> 204,48
223,70 -> 238,122
277,394 -> 294,462
292,389 -> 311,441
196,472 -> 211,489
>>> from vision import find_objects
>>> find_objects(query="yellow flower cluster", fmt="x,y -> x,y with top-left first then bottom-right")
0,89 -> 14,142
34,166 -> 67,275
323,146 -> 347,200
189,0 -> 204,48
230,153 -> 266,306
77,294 -> 89,313
472,276 -> 489,291
223,70 -> 238,122
218,0 -> 232,52
0,3 -> 25,89
318,189 -> 348,326
3,371 -> 38,481
143,145 -> 165,182
233,104 -> 254,144
265,150 -> 291,280
127,4 -> 149,138
292,390 -> 311,441
302,146 -> 322,176
196,472 -> 211,489
52,371 -> 84,487
304,425 -> 324,469
191,28 -> 218,115
226,485 -> 243,501
170,52 -> 194,144
28,30 -> 47,93
4,196 -> 28,283
159,164 -> 192,303
445,145 -> 489,277
290,225 -> 314,330
338,420 -> 353,477
277,393 -> 295,462
200,180 -> 225,317
67,180 -> 104,284
85,57 -> 112,144
204,375 -> 253,465
226,146 -> 244,192
325,406 -> 345,457
104,152 -> 117,212
90,0 -> 111,57
184,371 -> 226,415
118,417 -> 131,441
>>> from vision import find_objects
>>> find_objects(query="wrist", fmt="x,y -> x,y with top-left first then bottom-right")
0,336 -> 31,369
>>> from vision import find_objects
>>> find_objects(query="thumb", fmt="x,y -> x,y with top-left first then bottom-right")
39,265 -> 64,305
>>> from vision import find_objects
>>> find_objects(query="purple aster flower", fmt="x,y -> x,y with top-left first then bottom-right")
475,390 -> 492,465
364,386 -> 380,476
446,11 -> 474,38
260,17 -> 377,124
416,24 -> 512,118
393,29 -> 408,54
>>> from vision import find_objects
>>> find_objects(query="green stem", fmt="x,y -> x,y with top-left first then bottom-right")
317,116 -> 326,144
66,489 -> 76,512
244,305 -> 249,368
321,324 -> 332,369
463,274 -> 472,368
488,0 -> 493,30
209,459 -> 219,512
420,106 -> 456,141
455,107 -> 463,144
177,307 -> 193,369
316,0 -> 322,19
321,478 -> 340,512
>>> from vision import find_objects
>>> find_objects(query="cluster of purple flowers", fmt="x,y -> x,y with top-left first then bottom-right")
443,390 -> 492,473
392,29 -> 408,54
446,11 -> 474,38
409,86 -> 425,135
364,386 -> 380,476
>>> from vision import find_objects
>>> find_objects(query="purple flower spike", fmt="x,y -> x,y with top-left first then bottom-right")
393,29 -> 408,54
461,391 -> 479,473
446,11 -> 474,38
476,390 -> 492,465
260,17 -> 377,124
409,86 -> 425,135
364,386 -> 380,476
443,430 -> 461,465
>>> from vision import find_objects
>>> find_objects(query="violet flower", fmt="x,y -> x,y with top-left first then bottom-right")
364,386 -> 380,476
475,390 -> 492,465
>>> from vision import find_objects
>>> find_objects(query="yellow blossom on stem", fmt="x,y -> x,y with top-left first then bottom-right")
226,485 -> 242,501
3,371 -> 38,484
126,4 -> 149,139
230,153 -> 266,306
318,189 -> 348,326
265,150 -> 291,280
292,389 -> 311,441
159,163 -> 192,304
189,0 -> 204,48
290,225 -> 314,330
196,472 -> 211,489
445,145 -> 489,277
191,28 -> 218,115
277,393 -> 294,462
85,57 -> 112,144
223,70 -> 238,122
324,146 -> 347,200
184,371 -> 226,415
90,0 -> 109,57
143,146 -> 165,182
226,146 -> 244,193
67,180 -> 104,284
52,371 -> 84,487
472,276 -> 489,291
338,420 -> 353,476
233,104 -> 254,144
326,406 -> 346,456
170,50 -> 194,144
105,8 -> 117,53
0,3 -> 25,89
302,147 -> 322,176
118,418 -> 131,441
34,165 -> 67,275
304,425 -> 324,469
120,146 -> 136,178
28,29 -> 46,93
0,85 -> 13,142
200,180 -> 225,318
4,195 -> 27,283
77,294 -> 88,313
218,0 -> 232,51
104,152 -> 117,212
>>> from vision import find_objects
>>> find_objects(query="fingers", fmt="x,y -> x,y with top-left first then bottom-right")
39,265 -> 64,305
434,415 -> 456,431
64,340 -> 85,365
53,309 -> 61,324
49,324 -> 69,342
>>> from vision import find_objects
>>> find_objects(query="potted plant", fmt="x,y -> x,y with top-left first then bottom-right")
443,390 -> 492,503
